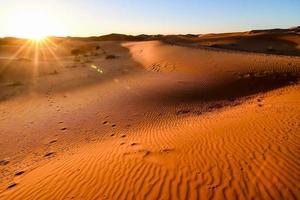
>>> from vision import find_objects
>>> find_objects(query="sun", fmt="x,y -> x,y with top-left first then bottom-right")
28,33 -> 47,42
6,9 -> 64,40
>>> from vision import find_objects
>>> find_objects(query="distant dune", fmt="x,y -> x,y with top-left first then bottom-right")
77,26 -> 300,56
2,26 -> 299,56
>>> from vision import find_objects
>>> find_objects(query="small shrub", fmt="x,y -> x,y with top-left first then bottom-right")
106,54 -> 117,59
71,48 -> 81,57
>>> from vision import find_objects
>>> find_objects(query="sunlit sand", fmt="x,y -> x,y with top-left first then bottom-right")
0,28 -> 299,199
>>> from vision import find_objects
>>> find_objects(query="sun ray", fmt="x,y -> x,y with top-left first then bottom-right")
32,40 -> 40,83
7,39 -> 31,60
24,40 -> 35,59
39,41 -> 48,62
44,37 -> 59,48
1,39 -> 32,75
42,38 -> 64,67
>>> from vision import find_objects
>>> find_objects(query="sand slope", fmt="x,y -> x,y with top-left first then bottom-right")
160,26 -> 300,56
0,40 -> 299,199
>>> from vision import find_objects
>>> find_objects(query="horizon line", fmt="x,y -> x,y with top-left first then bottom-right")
1,25 -> 299,40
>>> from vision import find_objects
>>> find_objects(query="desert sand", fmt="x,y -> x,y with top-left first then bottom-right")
0,30 -> 299,199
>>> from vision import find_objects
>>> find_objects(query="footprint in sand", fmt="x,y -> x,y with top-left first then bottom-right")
49,139 -> 57,144
44,152 -> 55,157
14,171 -> 25,176
208,184 -> 219,190
139,148 -> 176,165
160,148 -> 175,154
0,160 -> 9,166
7,182 -> 17,189
125,124 -> 131,128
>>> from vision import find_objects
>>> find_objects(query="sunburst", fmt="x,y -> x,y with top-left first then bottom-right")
5,8 -> 65,40
2,37 -> 63,86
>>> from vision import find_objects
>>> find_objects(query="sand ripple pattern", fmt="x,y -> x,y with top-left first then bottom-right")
1,86 -> 299,200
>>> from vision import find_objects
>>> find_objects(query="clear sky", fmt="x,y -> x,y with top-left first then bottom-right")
0,0 -> 299,38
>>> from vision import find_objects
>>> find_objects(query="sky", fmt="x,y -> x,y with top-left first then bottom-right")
0,0 -> 299,38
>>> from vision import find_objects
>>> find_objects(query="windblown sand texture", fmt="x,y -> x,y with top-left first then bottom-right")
0,32 -> 299,199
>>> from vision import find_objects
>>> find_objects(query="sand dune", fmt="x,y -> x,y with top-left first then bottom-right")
0,39 -> 299,199
161,26 -> 300,56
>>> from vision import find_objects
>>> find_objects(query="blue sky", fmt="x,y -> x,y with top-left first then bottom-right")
1,0 -> 299,37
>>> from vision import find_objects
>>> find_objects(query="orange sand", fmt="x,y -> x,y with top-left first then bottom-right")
0,38 -> 299,199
